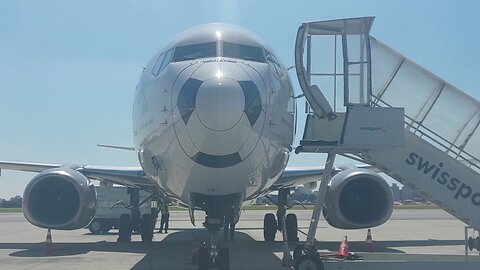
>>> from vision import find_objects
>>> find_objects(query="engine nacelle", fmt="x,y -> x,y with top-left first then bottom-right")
323,169 -> 393,229
23,167 -> 96,230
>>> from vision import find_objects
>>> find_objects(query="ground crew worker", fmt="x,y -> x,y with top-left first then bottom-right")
158,200 -> 170,233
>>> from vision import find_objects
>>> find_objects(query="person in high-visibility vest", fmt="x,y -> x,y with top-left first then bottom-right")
158,200 -> 170,233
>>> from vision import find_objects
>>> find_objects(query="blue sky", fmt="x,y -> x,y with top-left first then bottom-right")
0,0 -> 478,198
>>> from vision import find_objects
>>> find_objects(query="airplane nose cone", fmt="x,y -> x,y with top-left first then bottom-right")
196,78 -> 245,131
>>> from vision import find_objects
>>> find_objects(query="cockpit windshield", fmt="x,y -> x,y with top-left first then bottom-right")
172,41 -> 266,63
172,42 -> 216,62
223,42 -> 265,63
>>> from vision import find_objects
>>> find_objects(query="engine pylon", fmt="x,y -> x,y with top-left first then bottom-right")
336,235 -> 349,258
365,228 -> 374,252
44,229 -> 53,255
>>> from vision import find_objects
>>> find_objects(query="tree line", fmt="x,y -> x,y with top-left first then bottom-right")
0,196 -> 22,208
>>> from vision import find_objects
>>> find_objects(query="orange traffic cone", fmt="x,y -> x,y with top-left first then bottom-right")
365,229 -> 374,252
44,229 -> 53,255
336,236 -> 349,258
191,237 -> 200,264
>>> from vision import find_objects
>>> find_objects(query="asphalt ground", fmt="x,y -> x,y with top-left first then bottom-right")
0,209 -> 479,269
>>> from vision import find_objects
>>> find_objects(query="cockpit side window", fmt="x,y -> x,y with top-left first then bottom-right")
152,48 -> 174,76
223,42 -> 265,63
159,49 -> 174,71
152,53 -> 166,76
265,51 -> 283,78
172,42 -> 216,62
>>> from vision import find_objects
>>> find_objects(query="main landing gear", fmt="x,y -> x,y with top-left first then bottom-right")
263,189 -> 299,243
263,152 -> 336,269
117,188 -> 157,243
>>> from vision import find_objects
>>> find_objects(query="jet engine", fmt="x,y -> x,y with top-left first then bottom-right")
22,167 -> 96,230
323,169 -> 393,229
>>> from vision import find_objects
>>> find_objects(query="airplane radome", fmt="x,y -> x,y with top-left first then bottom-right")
133,23 -> 295,204
0,23 -> 393,270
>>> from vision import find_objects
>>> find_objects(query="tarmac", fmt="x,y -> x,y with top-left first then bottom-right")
0,209 -> 479,269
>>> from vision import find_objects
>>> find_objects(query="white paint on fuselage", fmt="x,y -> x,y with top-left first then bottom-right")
133,23 -> 294,204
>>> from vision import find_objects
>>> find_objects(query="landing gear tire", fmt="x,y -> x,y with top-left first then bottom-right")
294,254 -> 323,270
263,213 -> 277,242
286,213 -> 298,242
140,213 -> 154,242
102,221 -> 113,233
88,219 -> 103,234
117,214 -> 132,242
197,246 -> 211,270
217,247 -> 230,270
293,244 -> 305,261
469,236 -> 480,251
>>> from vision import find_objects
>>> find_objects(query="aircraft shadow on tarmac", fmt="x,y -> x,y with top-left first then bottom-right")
0,228 -> 466,268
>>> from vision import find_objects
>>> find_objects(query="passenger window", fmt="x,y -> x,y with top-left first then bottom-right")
223,42 -> 265,62
172,42 -> 216,62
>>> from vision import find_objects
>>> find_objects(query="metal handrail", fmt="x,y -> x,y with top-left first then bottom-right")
374,97 -> 480,172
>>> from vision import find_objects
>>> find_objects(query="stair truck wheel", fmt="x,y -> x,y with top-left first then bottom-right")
295,254 -> 323,270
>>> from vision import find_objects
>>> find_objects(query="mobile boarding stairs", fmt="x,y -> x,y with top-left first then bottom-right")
287,17 -> 480,267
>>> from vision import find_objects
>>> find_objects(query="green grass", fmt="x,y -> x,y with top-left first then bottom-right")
241,204 -> 439,211
242,205 -> 315,211
0,208 -> 22,213
0,205 -> 439,214
172,204 -> 439,211
393,205 -> 439,210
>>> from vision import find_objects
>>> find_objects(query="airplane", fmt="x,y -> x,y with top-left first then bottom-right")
0,23 -> 393,270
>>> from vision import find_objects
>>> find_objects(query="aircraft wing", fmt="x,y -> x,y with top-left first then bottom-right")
0,161 -> 155,191
0,160 -> 378,194
271,163 -> 377,190
271,166 -> 336,190
80,165 -> 154,189
0,161 -> 61,173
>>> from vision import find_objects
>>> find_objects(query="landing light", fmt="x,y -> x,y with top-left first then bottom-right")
216,31 -> 222,40
216,70 -> 223,79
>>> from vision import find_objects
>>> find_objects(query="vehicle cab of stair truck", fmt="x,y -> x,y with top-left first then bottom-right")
294,17 -> 405,152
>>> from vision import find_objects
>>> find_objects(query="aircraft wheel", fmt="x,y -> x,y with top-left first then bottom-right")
88,219 -> 103,234
294,254 -> 323,270
469,236 -> 480,251
293,244 -> 305,260
263,213 -> 277,241
140,214 -> 154,242
217,247 -> 230,270
117,214 -> 132,242
102,221 -> 113,233
286,213 -> 299,242
197,247 -> 210,270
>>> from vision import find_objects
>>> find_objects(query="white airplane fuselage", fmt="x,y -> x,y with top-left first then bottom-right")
133,24 -> 295,205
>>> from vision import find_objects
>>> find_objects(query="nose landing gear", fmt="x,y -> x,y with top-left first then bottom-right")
197,217 -> 230,270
